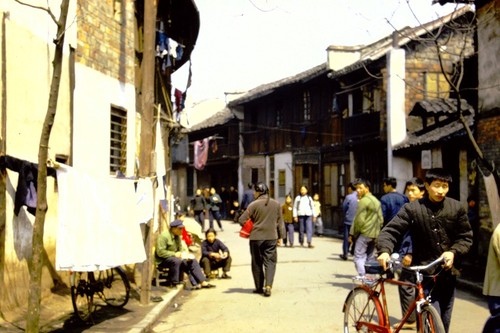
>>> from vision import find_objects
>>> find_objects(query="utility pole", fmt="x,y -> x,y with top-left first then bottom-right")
139,0 -> 157,305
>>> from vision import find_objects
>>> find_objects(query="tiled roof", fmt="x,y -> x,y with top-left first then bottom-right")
187,107 -> 238,132
410,98 -> 475,116
227,63 -> 329,106
394,98 -> 475,151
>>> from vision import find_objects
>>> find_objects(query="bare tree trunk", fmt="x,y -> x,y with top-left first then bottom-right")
26,1 -> 70,332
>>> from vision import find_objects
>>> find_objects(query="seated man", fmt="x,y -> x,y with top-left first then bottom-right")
155,219 -> 215,289
200,228 -> 232,279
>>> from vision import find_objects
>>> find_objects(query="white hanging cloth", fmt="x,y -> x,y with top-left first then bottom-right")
55,164 -> 146,271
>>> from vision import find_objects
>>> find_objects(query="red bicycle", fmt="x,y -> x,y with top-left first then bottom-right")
343,255 -> 446,333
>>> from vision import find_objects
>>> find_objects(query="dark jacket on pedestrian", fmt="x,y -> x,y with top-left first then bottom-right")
208,193 -> 222,211
377,196 -> 472,275
239,194 -> 285,241
191,195 -> 206,212
201,239 -> 230,259
380,191 -> 409,227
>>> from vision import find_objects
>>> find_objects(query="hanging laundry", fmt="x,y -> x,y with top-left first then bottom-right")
0,155 -> 56,216
194,138 -> 209,171
55,164 -> 146,271
174,88 -> 184,112
136,177 -> 154,224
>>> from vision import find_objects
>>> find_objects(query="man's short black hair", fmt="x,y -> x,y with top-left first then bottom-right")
405,177 -> 425,191
383,177 -> 397,188
356,178 -> 371,189
425,168 -> 452,184
348,181 -> 357,191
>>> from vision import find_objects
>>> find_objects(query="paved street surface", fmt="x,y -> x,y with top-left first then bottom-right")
149,219 -> 489,333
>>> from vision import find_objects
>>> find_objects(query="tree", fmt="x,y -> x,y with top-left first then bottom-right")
12,1 -> 71,331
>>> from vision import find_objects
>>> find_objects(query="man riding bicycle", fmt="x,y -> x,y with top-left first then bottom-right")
376,168 -> 473,333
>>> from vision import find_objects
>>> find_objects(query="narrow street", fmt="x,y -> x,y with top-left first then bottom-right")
149,219 -> 489,333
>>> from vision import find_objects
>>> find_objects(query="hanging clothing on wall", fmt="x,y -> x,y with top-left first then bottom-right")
55,164 -> 146,272
194,138 -> 209,171
0,155 -> 56,216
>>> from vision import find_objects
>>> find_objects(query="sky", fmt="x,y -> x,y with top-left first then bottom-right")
171,0 -> 467,108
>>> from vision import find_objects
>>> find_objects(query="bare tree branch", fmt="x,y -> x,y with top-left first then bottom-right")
13,0 -> 58,25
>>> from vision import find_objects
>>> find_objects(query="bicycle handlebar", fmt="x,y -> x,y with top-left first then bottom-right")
408,256 -> 445,272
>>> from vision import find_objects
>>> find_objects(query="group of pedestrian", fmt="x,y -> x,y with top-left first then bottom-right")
280,185 -> 323,248
339,168 -> 474,333
190,186 -> 230,232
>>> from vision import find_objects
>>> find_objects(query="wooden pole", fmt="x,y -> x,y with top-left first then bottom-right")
139,0 -> 157,305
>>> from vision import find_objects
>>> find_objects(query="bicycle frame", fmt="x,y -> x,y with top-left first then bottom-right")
348,256 -> 444,333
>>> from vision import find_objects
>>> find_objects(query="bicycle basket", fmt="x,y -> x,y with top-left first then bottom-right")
364,261 -> 385,274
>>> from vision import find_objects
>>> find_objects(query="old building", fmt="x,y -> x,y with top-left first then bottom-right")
0,0 -> 199,317
228,6 -> 476,233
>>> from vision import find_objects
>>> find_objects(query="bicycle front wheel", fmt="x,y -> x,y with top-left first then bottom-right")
70,271 -> 95,322
343,286 -> 384,333
95,267 -> 130,307
419,305 -> 446,333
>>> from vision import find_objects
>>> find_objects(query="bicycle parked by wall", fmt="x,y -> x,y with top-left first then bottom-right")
343,255 -> 446,333
70,266 -> 131,322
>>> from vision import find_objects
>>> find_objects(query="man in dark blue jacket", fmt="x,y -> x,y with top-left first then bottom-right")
380,177 -> 409,228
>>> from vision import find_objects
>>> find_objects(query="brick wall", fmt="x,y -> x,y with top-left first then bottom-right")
76,0 -> 135,85
404,30 -> 475,116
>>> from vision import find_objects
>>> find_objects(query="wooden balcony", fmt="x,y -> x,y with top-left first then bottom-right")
344,112 -> 381,144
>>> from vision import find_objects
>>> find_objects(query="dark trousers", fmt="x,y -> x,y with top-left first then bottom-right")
159,256 -> 207,286
398,268 -> 416,322
249,240 -> 277,291
342,223 -> 352,256
424,272 -> 456,333
200,256 -> 232,277
209,210 -> 223,230
194,210 -> 205,230
483,296 -> 500,333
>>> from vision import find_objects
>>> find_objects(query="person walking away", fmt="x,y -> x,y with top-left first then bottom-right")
394,177 -> 426,329
340,181 -> 358,260
155,219 -> 215,289
312,193 -> 324,237
238,182 -> 285,297
191,188 -> 207,231
219,186 -> 229,219
281,195 -> 294,247
377,168 -> 472,333
208,187 -> 224,231
380,177 -> 409,228
241,182 -> 254,211
482,223 -> 500,333
349,179 -> 383,276
293,185 -> 315,248
200,228 -> 232,280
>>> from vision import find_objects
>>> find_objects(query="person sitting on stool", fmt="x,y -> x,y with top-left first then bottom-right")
200,228 -> 232,279
155,219 -> 215,289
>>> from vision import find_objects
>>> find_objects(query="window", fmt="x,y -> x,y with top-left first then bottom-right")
110,106 -> 127,174
275,101 -> 283,127
251,168 -> 258,184
303,90 -> 311,121
424,72 -> 449,99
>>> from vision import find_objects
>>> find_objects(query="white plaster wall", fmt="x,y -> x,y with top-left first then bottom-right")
273,152 -> 293,202
72,64 -> 137,177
